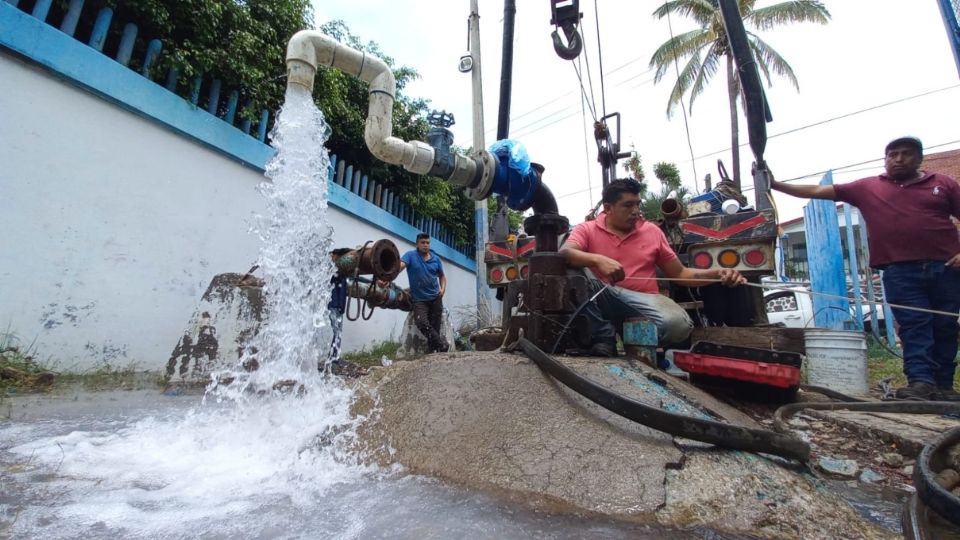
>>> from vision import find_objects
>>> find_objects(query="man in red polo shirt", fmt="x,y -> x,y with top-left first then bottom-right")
560,179 -> 746,357
771,136 -> 960,401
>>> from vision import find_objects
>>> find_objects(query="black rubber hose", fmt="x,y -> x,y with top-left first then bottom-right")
773,401 -> 960,433
799,384 -> 868,403
518,338 -> 811,462
913,426 -> 960,528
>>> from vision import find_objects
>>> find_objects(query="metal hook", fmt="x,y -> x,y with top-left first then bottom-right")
549,0 -> 583,61
551,25 -> 582,60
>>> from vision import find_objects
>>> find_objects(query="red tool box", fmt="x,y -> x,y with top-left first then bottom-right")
672,341 -> 802,389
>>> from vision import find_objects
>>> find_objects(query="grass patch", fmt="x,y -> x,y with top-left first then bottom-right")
1,330 -> 163,396
341,340 -> 404,368
865,335 -> 960,388
866,338 -> 906,388
0,331 -> 53,394
57,364 -> 165,392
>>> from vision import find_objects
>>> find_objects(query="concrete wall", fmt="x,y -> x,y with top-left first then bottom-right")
0,4 -> 476,370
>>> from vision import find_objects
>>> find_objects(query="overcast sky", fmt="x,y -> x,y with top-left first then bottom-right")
310,1 -> 960,222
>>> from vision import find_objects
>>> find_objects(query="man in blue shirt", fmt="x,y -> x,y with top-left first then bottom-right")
398,233 -> 449,353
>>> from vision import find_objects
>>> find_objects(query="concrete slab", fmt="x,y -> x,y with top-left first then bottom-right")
352,352 -> 894,537
810,410 -> 960,457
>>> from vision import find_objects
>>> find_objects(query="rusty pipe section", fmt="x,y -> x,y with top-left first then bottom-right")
346,279 -> 413,312
333,240 -> 401,282
286,31 -> 493,193
660,198 -> 686,223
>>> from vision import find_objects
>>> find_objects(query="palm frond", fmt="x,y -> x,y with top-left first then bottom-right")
666,52 -> 706,118
748,34 -> 799,89
747,1 -> 830,32
687,43 -> 722,113
650,29 -> 715,82
652,0 -> 719,27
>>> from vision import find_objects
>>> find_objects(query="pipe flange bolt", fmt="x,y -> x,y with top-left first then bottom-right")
465,150 -> 496,201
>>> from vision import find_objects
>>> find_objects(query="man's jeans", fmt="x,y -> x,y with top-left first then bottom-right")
413,296 -> 446,352
882,261 -> 960,387
581,276 -> 693,346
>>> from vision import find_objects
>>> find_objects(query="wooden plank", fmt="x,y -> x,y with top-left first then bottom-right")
690,326 -> 806,354
804,170 -> 852,330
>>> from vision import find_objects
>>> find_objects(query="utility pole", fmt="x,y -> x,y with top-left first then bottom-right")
468,0 -> 494,323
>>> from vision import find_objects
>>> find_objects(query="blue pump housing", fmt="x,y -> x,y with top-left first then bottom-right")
489,139 -> 541,211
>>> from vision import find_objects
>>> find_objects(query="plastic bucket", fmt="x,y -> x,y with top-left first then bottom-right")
803,329 -> 869,396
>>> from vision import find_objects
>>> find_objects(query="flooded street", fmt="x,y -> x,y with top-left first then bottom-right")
2,389 -> 721,539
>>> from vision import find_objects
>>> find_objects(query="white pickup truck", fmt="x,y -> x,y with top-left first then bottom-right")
764,286 -> 888,332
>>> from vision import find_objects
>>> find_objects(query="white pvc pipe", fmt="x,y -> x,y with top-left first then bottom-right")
285,30 -> 435,175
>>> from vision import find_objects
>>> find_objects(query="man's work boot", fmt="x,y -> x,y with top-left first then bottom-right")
894,381 -> 939,401
937,387 -> 960,401
589,340 -> 617,358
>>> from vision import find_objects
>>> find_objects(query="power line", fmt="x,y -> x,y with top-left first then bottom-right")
482,69 -> 654,138
686,84 -> 960,163
663,0 -> 698,190
512,108 -> 582,139
593,0 -> 607,118
753,139 -> 960,186
498,74 -> 656,139
580,55 -> 595,207
561,139 -> 960,201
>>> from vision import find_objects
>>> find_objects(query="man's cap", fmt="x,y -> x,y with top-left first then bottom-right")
885,136 -> 923,155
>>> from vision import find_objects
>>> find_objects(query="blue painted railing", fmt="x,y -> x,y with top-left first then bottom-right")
326,153 -> 474,259
0,0 -> 476,265
6,0 -> 272,143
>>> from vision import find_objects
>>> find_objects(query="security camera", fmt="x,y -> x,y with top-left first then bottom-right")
458,54 -> 473,73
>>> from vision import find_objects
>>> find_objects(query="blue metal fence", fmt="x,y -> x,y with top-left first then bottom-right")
326,153 -> 473,258
8,0 -> 272,142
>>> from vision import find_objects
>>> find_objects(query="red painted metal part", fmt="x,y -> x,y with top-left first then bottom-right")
673,351 -> 801,389
681,214 -> 768,240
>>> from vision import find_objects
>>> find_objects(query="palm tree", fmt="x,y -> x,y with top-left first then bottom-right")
649,0 -> 830,189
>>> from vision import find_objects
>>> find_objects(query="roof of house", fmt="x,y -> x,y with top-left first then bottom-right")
923,148 -> 960,179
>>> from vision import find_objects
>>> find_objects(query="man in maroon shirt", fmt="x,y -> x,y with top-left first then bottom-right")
771,137 -> 960,401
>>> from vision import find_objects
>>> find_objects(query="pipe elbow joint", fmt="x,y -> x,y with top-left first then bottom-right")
491,156 -> 542,211
366,135 -> 434,176
286,30 -> 320,89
